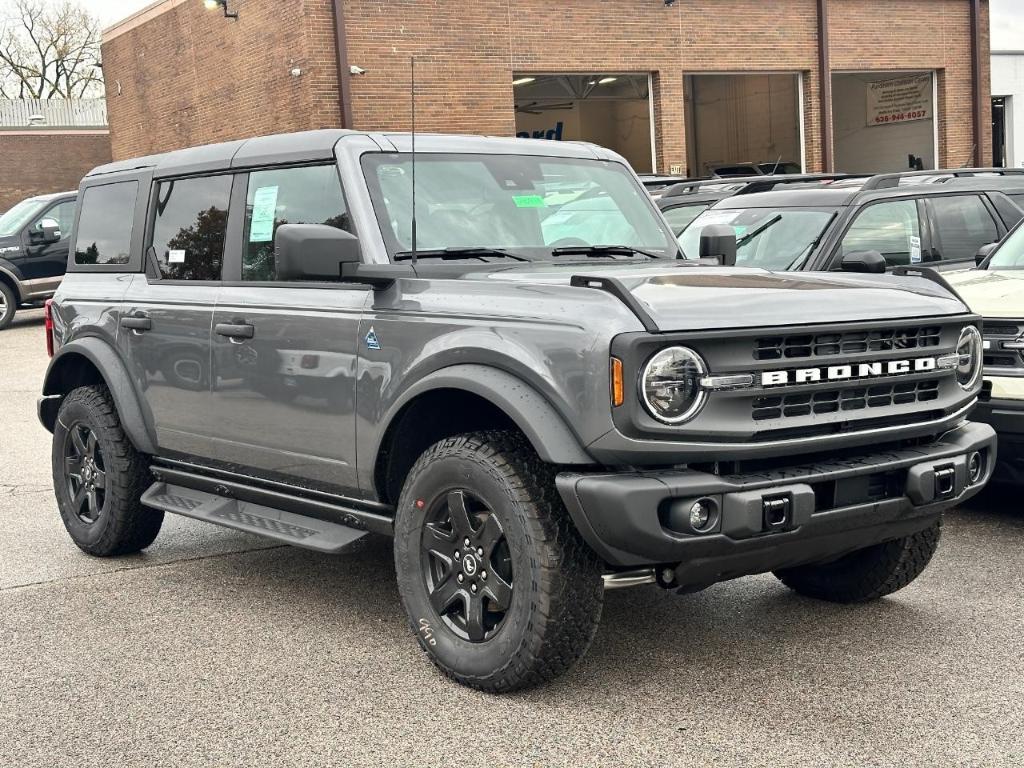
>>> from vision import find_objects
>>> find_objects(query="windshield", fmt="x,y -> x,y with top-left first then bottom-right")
362,153 -> 677,260
0,197 -> 45,237
987,222 -> 1024,269
678,206 -> 837,270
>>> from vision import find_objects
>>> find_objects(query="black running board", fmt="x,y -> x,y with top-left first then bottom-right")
141,482 -> 371,553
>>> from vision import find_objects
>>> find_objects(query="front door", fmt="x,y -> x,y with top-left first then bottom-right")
119,173 -> 233,460
18,197 -> 75,286
209,164 -> 367,494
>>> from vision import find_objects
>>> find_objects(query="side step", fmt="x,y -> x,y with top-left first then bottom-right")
141,482 -> 370,553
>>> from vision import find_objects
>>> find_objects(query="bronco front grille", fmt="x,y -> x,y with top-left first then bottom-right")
982,318 -> 1024,371
754,326 -> 942,361
752,379 -> 941,421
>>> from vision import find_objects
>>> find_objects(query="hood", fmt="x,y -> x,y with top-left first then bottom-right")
480,262 -> 970,331
944,269 -> 1024,319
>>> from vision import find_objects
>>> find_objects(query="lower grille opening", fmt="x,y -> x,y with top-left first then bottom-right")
812,470 -> 906,511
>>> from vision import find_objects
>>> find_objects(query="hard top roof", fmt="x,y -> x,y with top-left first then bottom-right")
86,129 -> 620,180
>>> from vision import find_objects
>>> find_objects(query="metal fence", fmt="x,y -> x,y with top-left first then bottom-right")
0,98 -> 107,128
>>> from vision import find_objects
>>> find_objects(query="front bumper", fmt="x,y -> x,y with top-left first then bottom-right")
557,421 -> 996,586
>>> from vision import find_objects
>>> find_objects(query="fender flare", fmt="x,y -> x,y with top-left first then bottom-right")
378,364 -> 595,465
40,337 -> 157,455
0,260 -> 23,302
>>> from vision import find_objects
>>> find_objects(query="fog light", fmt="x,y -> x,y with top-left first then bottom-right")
689,500 -> 712,530
968,452 -> 983,485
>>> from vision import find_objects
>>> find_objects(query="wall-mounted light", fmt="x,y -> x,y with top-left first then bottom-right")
512,77 -> 536,86
203,0 -> 238,20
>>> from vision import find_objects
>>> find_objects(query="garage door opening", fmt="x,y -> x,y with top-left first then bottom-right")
684,73 -> 804,178
832,72 -> 936,173
513,74 -> 654,173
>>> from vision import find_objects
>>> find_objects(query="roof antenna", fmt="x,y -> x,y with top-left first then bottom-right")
410,56 -> 418,267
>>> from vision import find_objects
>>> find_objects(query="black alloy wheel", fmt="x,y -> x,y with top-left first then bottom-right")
420,489 -> 514,642
63,421 -> 108,524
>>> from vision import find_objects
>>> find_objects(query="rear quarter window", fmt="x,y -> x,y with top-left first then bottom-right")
74,181 -> 139,266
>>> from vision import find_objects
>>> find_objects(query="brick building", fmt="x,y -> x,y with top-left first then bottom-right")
101,0 -> 991,175
0,100 -> 111,212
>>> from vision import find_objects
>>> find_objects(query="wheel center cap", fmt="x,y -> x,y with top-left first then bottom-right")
462,553 -> 478,576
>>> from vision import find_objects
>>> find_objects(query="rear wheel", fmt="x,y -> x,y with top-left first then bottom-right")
52,385 -> 163,556
393,431 -> 604,692
774,522 -> 941,603
0,281 -> 16,330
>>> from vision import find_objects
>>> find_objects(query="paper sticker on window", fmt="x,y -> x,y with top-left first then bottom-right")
910,235 -> 922,264
513,194 -> 546,208
168,249 -> 185,264
250,185 -> 280,243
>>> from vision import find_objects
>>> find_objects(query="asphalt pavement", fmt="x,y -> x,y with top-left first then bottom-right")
1,309 -> 1022,767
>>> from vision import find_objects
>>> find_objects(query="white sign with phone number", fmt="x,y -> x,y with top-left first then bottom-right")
866,74 -> 931,127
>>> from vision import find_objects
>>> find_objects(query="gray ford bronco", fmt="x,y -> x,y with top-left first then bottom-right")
39,130 -> 995,691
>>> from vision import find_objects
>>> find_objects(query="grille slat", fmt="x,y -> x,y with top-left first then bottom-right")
752,379 -> 941,421
755,326 -> 942,361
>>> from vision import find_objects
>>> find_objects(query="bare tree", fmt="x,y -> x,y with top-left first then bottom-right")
0,0 -> 102,99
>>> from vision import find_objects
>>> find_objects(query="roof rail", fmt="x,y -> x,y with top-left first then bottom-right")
660,173 -> 870,199
861,167 -> 1024,191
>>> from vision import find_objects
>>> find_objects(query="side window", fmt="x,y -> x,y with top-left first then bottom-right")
242,165 -> 350,281
31,200 -> 75,239
74,182 -> 139,265
150,175 -> 232,280
840,200 -> 921,268
931,195 -> 1000,262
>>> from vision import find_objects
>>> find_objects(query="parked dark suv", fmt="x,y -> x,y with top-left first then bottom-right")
0,191 -> 76,329
39,130 -> 995,691
678,170 -> 1024,274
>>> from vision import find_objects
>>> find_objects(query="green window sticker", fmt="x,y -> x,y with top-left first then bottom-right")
249,185 -> 279,243
512,194 -> 546,209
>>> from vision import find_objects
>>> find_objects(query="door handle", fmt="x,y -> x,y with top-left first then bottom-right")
215,322 -> 255,341
120,314 -> 152,332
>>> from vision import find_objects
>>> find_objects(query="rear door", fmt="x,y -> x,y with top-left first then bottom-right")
923,193 -> 1002,270
210,163 -> 368,494
17,197 -> 75,284
119,173 -> 233,460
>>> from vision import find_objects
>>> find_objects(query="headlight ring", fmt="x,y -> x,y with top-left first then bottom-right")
640,346 -> 709,424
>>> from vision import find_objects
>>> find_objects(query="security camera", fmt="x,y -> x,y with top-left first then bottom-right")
349,65 -> 367,76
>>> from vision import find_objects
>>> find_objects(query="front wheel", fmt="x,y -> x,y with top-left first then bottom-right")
393,431 -> 604,692
773,522 -> 941,603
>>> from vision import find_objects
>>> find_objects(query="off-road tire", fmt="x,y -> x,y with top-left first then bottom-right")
393,430 -> 604,692
774,522 -> 941,603
0,281 -> 16,330
52,385 -> 163,556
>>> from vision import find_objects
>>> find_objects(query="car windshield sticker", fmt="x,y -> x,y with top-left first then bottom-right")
168,249 -> 185,263
513,194 -> 546,208
910,235 -> 922,264
250,186 -> 280,243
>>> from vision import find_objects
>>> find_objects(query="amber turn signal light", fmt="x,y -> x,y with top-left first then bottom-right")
611,357 -> 624,407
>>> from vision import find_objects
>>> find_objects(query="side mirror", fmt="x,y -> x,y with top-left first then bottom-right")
274,224 -> 360,281
30,218 -> 61,244
698,224 -> 737,266
975,242 -> 998,267
840,250 -> 887,274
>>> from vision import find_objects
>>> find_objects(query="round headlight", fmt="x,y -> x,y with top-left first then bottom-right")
956,326 -> 983,391
640,346 -> 707,424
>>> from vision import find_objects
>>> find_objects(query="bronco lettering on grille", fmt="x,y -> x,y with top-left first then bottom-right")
761,357 -> 941,387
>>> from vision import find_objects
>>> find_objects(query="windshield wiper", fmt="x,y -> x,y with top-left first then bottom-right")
782,210 -> 838,271
550,244 -> 663,259
735,214 -> 783,247
393,247 -> 529,262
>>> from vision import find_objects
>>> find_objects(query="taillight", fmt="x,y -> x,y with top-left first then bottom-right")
44,299 -> 54,358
